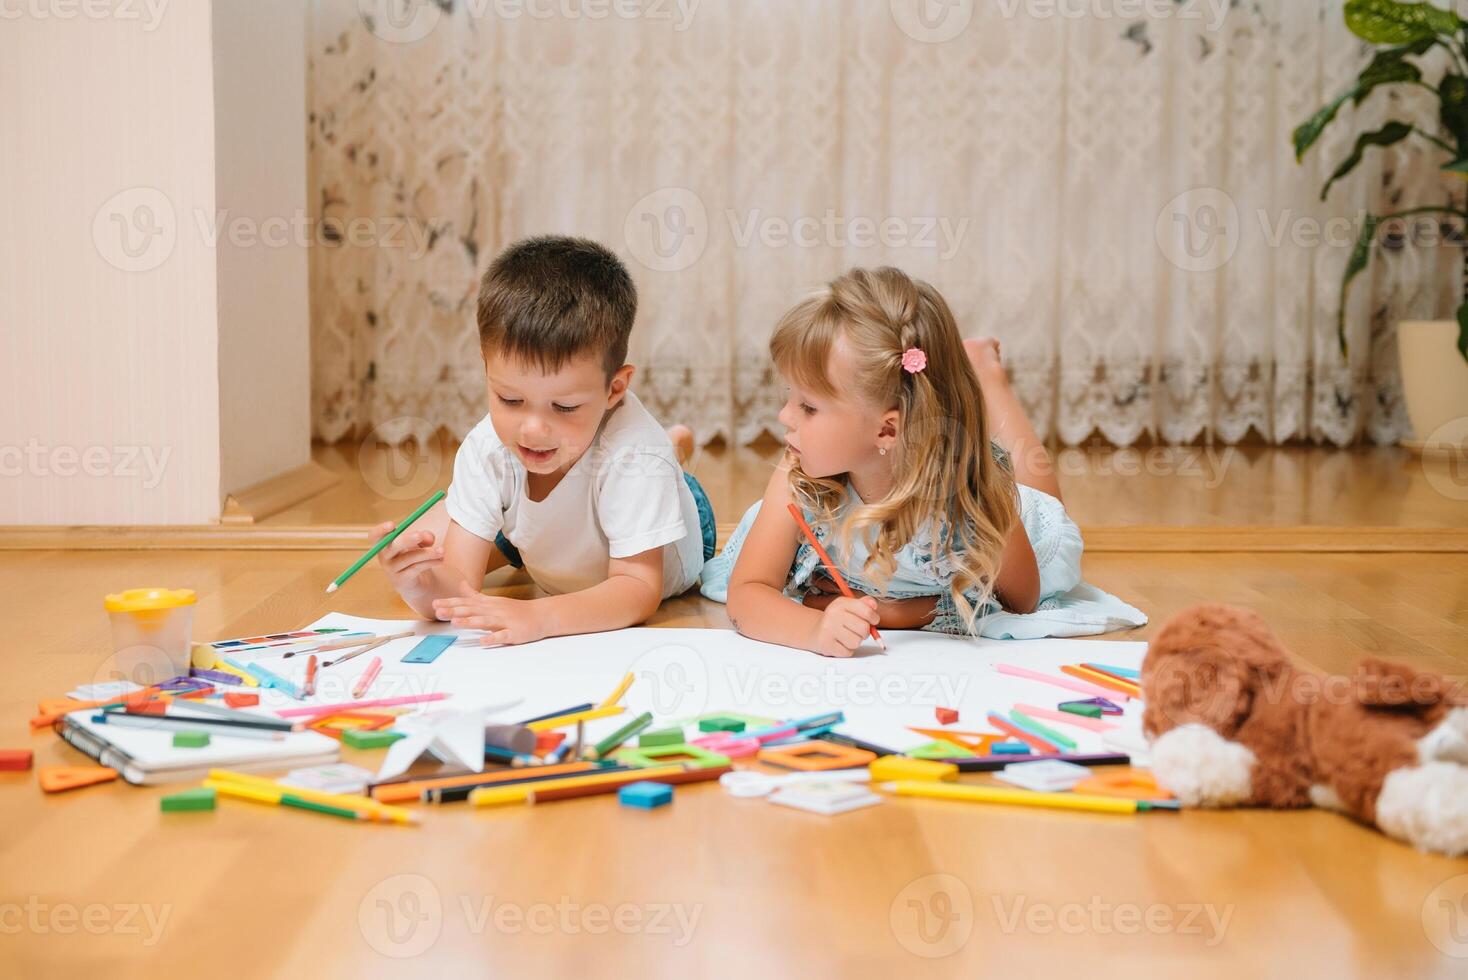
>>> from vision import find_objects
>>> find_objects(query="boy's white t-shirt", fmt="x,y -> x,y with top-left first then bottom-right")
446,390 -> 704,599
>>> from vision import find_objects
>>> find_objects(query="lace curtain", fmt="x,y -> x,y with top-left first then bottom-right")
309,0 -> 1458,448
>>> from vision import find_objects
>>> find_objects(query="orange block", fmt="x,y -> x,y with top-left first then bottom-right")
223,693 -> 259,708
38,766 -> 118,793
0,749 -> 33,771
534,731 -> 567,753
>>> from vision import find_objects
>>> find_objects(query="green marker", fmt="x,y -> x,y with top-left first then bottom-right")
587,711 -> 653,760
325,489 -> 446,594
1008,709 -> 1078,750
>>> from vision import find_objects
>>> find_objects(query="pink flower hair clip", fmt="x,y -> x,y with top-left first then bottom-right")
901,347 -> 927,374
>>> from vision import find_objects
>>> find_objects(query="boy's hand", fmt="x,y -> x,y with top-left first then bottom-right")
373,522 -> 443,598
808,595 -> 879,658
432,582 -> 547,646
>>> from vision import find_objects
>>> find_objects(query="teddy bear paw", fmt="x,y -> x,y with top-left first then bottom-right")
1376,762 -> 1468,857
1149,724 -> 1256,808
1419,707 -> 1468,765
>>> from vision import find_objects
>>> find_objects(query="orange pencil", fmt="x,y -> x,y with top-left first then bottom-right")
1061,664 -> 1141,698
304,655 -> 318,697
786,503 -> 884,650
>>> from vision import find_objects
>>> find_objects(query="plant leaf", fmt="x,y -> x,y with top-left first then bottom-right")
1458,300 -> 1468,363
1339,214 -> 1382,359
1345,0 -> 1462,45
1441,73 -> 1468,151
1320,121 -> 1415,200
1293,39 -> 1432,161
1294,91 -> 1356,161
1443,158 -> 1468,172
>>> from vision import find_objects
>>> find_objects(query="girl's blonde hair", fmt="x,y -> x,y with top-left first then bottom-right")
770,266 -> 1018,633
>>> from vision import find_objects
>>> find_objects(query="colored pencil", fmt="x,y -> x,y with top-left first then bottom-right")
304,655 -> 318,697
1083,662 -> 1140,681
820,732 -> 903,757
939,751 -> 1130,772
586,711 -> 653,760
882,780 -> 1154,814
1061,665 -> 1142,698
431,765 -> 636,803
526,705 -> 623,732
371,762 -> 607,804
995,663 -> 1127,701
517,703 -> 594,725
598,671 -> 635,709
984,712 -> 1060,754
210,770 -> 418,825
275,692 -> 451,718
786,502 -> 884,650
1007,709 -> 1079,750
526,765 -> 731,804
206,779 -> 363,820
1013,704 -> 1117,733
96,712 -> 285,741
352,657 -> 383,699
150,701 -> 298,731
326,489 -> 446,594
469,765 -> 686,807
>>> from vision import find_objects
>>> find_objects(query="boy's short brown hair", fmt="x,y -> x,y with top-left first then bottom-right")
476,236 -> 637,380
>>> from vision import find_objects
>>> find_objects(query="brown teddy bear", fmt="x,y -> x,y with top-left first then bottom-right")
1141,603 -> 1468,856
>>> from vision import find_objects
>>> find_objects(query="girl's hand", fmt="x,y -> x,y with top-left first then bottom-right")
803,575 -> 936,629
373,523 -> 443,597
808,595 -> 879,658
432,583 -> 547,646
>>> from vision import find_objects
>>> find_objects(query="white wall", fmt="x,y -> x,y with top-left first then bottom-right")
213,0 -> 310,496
0,0 -> 309,524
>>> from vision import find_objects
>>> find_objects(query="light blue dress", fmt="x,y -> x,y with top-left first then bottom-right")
699,457 -> 1147,639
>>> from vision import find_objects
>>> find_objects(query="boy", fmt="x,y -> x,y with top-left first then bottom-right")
374,236 -> 716,644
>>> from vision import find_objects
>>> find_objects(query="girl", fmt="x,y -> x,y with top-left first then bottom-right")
704,266 -> 1085,657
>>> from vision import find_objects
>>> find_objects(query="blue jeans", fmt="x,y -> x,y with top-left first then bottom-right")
495,471 -> 716,567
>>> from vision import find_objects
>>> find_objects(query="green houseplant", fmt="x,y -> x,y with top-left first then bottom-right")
1295,0 -> 1468,449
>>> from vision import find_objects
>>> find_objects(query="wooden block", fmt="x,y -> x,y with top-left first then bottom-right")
935,707 -> 959,725
161,787 -> 216,812
38,766 -> 118,793
342,728 -> 404,750
534,731 -> 566,753
172,731 -> 211,748
618,781 -> 673,809
869,756 -> 957,782
0,749 -> 33,772
698,716 -> 746,733
223,693 -> 259,708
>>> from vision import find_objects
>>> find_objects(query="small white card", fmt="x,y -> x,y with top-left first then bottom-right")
767,780 -> 883,815
281,763 -> 375,795
994,759 -> 1092,792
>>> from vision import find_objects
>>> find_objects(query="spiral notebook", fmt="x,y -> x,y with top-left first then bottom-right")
55,710 -> 340,786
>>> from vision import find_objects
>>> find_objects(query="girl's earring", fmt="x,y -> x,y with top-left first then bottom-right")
879,447 -> 888,456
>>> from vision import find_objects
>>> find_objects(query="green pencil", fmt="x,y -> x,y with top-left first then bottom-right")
1008,709 -> 1078,750
325,489 -> 446,594
586,711 -> 653,760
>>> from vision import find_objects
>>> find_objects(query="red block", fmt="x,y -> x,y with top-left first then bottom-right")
0,749 -> 33,772
935,707 -> 959,725
223,693 -> 259,708
534,731 -> 567,753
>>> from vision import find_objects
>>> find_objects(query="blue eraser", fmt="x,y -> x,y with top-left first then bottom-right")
992,742 -> 1031,755
618,781 -> 673,809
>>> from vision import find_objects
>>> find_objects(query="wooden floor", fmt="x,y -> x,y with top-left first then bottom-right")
3,542 -> 1468,977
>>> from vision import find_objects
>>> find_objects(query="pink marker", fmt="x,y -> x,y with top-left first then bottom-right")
996,663 -> 1128,702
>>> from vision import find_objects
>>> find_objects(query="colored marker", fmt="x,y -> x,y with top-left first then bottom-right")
786,503 -> 884,650
304,655 -> 319,697
325,489 -> 446,594
352,657 -> 383,699
881,780 -> 1164,814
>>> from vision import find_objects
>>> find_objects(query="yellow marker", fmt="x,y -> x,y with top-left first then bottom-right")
209,769 -> 418,825
526,705 -> 624,733
882,780 -> 1140,815
868,756 -> 958,783
469,765 -> 684,807
598,671 -> 635,709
